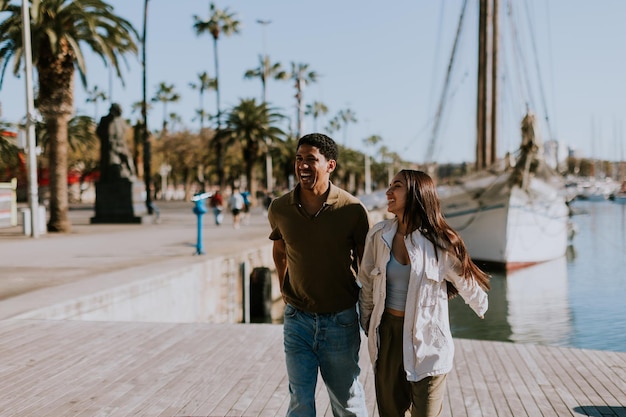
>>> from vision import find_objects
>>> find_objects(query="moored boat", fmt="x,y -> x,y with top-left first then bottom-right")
440,114 -> 570,269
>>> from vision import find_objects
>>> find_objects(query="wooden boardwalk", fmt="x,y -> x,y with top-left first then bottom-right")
0,319 -> 624,417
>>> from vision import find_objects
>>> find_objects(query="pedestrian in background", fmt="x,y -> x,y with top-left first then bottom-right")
358,169 -> 490,417
209,190 -> 224,226
229,189 -> 245,229
268,133 -> 370,417
241,190 -> 251,225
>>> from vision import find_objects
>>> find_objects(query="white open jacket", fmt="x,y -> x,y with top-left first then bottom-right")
358,218 -> 488,382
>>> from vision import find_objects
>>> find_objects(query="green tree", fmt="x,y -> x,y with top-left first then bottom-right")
325,116 -> 341,136
0,124 -> 20,179
289,62 -> 318,138
222,98 -> 284,200
85,85 -> 108,121
305,101 -> 328,132
193,2 -> 241,187
151,82 -> 180,133
244,54 -> 289,103
337,108 -> 357,146
189,71 -> 216,130
0,0 -> 138,232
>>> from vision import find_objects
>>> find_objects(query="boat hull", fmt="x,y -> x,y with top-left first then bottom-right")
440,174 -> 569,269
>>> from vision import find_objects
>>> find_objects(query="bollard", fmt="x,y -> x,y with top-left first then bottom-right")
191,192 -> 211,255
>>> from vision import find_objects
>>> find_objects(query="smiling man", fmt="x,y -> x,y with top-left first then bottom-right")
268,133 -> 370,417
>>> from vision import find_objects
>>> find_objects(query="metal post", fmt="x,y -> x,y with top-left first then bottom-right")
142,0 -> 153,214
191,193 -> 210,255
21,0 -> 39,238
242,260 -> 251,324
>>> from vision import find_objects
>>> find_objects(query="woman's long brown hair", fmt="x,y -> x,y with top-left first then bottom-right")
398,169 -> 490,298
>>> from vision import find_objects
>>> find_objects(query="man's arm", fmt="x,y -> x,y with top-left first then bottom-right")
272,239 -> 288,292
355,243 -> 365,267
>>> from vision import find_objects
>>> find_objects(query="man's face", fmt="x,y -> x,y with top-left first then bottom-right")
295,144 -> 336,191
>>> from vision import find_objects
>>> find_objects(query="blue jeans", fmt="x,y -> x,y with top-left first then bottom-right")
283,304 -> 367,417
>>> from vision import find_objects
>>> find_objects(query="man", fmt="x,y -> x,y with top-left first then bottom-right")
268,133 -> 370,417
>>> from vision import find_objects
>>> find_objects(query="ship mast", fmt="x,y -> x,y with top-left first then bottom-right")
476,0 -> 498,170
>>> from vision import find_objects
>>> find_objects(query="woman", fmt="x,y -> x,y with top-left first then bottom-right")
358,169 -> 490,417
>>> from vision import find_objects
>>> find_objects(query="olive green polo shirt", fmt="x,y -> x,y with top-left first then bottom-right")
268,183 -> 370,313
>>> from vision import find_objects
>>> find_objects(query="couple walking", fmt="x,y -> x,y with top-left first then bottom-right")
268,133 -> 490,417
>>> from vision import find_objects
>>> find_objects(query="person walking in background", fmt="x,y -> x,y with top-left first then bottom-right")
229,189 -> 245,229
268,133 -> 370,417
262,190 -> 274,217
358,169 -> 490,417
209,190 -> 224,226
241,190 -> 251,225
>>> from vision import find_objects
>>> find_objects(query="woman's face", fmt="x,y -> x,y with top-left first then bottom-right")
386,173 -> 408,218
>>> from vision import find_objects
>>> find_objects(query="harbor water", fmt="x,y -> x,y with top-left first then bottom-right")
449,199 -> 626,352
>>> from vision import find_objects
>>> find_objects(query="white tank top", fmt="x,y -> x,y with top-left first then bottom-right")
385,252 -> 411,311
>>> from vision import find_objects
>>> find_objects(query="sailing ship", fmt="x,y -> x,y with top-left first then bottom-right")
435,0 -> 571,269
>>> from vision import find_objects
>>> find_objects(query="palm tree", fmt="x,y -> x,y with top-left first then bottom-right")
193,3 -> 240,187
0,0 -> 138,232
222,98 -> 284,200
325,116 -> 341,136
305,101 -> 328,132
244,54 -> 288,193
85,85 -> 108,121
167,112 -> 183,132
131,100 -> 153,121
189,71 -> 216,130
337,108 -> 357,146
289,62 -> 318,138
362,135 -> 381,194
151,82 -> 180,133
0,124 -> 20,172
244,54 -> 289,103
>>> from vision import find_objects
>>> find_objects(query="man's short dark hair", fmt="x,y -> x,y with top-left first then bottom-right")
297,133 -> 338,162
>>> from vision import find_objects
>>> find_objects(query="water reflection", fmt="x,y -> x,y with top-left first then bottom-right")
449,256 -> 571,346
451,201 -> 626,352
505,256 -> 571,345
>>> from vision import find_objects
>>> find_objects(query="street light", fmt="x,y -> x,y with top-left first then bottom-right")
257,19 -> 273,193
142,0 -> 153,214
21,0 -> 40,237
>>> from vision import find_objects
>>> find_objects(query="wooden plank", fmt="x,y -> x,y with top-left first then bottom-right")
538,344 -> 620,416
520,344 -> 576,416
38,322 -> 184,417
455,338 -> 483,417
0,319 -> 623,416
512,343 -> 561,416
76,323 -> 221,416
463,339 -> 512,416
574,347 -> 626,407
150,325 -> 273,416
478,340 -> 527,416
0,321 -> 125,411
200,326 -> 283,416
136,324 -> 261,416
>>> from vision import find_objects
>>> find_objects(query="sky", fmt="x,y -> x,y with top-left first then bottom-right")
1,0 -> 626,164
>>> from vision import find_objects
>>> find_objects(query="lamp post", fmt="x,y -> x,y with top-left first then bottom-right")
257,19 -> 273,193
142,0 -> 153,214
21,0 -> 40,237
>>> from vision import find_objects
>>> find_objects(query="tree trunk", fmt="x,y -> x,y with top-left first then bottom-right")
37,40 -> 75,233
46,113 -> 71,232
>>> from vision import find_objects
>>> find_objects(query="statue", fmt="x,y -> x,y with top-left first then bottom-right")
91,103 -> 146,223
97,103 -> 136,182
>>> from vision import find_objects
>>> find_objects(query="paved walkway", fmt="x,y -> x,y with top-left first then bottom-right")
0,200 -> 272,301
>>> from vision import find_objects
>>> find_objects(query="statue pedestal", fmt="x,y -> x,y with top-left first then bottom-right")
91,180 -> 148,224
